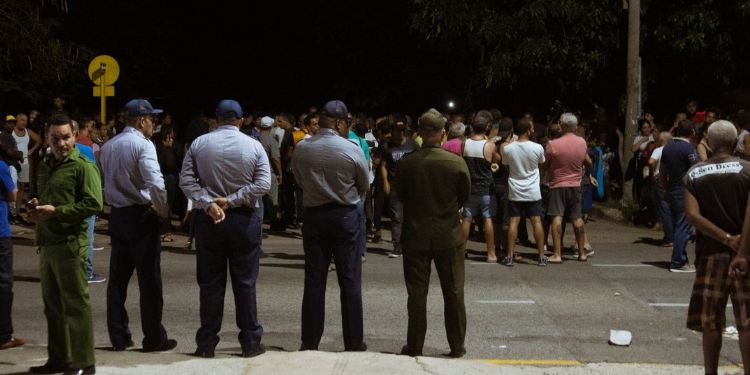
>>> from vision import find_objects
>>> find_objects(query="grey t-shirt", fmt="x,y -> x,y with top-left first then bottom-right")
259,132 -> 280,161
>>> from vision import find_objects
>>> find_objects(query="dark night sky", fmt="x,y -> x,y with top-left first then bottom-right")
62,0 -> 466,118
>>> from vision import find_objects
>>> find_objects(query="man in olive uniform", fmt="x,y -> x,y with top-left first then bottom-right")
396,109 -> 471,358
28,114 -> 103,375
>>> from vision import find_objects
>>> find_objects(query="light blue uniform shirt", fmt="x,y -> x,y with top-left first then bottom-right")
180,124 -> 271,210
292,128 -> 370,207
100,126 -> 168,217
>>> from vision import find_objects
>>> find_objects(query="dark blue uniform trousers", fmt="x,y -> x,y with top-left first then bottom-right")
194,208 -> 263,353
107,205 -> 169,349
301,204 -> 364,350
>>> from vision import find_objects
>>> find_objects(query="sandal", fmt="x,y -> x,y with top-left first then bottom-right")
486,257 -> 498,263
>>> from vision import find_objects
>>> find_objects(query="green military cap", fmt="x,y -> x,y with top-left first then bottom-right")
418,108 -> 446,132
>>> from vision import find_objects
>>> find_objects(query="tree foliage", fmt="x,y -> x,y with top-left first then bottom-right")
411,1 -> 620,99
411,0 -> 750,115
0,0 -> 91,106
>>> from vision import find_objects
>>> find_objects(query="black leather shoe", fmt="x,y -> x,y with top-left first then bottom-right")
447,347 -> 467,358
241,344 -> 265,358
345,342 -> 367,352
143,339 -> 177,352
400,345 -> 422,357
193,348 -> 215,358
30,363 -> 71,374
112,339 -> 134,351
298,343 -> 317,351
63,366 -> 95,375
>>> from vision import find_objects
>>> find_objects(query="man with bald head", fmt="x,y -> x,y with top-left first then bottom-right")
545,113 -> 592,263
684,120 -> 750,375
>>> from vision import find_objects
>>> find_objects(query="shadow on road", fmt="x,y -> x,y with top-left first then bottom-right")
266,252 -> 305,261
641,261 -> 671,269
13,275 -> 40,283
260,263 -> 305,270
162,245 -> 194,255
633,237 -> 664,247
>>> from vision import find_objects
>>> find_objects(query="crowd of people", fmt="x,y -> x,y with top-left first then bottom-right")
0,95 -> 748,375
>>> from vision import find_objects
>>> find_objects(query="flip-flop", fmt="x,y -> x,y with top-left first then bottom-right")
548,258 -> 563,264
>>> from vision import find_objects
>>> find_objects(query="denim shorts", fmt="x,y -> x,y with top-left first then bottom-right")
462,194 -> 497,219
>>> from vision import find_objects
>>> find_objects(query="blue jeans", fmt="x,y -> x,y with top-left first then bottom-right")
667,189 -> 690,268
86,215 -> 95,278
651,186 -> 674,243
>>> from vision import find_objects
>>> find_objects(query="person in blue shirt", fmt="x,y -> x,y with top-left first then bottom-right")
73,121 -> 106,284
0,159 -> 22,350
660,120 -> 700,272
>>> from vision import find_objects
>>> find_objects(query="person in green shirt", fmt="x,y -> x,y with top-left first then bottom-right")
27,114 -> 103,375
395,108 -> 471,358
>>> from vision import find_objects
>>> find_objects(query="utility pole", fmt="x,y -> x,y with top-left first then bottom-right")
623,0 -> 641,201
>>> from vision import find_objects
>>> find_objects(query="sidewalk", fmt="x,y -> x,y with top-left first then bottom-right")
7,350 -> 738,375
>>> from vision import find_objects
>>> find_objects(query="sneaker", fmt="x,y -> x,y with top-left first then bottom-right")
87,274 -> 107,284
500,256 -> 514,267
538,256 -> 549,267
669,264 -> 696,273
388,249 -> 402,258
92,245 -> 105,251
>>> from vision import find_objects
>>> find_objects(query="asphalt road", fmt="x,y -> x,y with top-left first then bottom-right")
0,215 -> 743,373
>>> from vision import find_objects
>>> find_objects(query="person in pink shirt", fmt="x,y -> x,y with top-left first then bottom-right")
441,122 -> 465,156
545,113 -> 592,263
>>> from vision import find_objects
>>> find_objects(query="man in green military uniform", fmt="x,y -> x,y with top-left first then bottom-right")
28,114 -> 103,375
396,108 -> 471,358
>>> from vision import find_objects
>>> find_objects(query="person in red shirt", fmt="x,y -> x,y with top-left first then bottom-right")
544,113 -> 592,263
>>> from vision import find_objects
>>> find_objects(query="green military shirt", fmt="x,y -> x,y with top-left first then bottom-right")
33,147 -> 103,246
396,146 -> 471,251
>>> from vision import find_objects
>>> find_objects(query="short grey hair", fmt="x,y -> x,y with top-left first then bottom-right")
707,120 -> 738,150
560,112 -> 578,129
448,122 -> 466,138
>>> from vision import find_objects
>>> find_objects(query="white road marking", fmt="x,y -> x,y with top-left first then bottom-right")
593,264 -> 652,268
476,300 -> 536,305
649,303 -> 689,307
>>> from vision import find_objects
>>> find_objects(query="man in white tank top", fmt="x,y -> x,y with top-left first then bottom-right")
11,114 -> 42,226
461,111 -> 497,262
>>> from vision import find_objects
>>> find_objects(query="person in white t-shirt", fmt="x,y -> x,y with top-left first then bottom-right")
648,131 -> 674,247
499,118 -> 548,267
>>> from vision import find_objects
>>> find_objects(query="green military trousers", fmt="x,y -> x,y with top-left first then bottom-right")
39,241 -> 95,368
402,244 -> 466,353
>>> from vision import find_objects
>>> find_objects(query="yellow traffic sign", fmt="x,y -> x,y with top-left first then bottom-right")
88,55 -> 120,86
93,86 -> 115,97
88,55 -> 119,124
